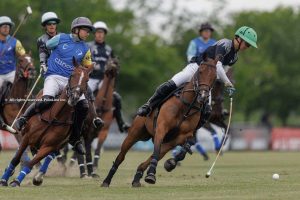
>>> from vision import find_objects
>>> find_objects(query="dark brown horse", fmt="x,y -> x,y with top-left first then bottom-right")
72,58 -> 119,178
0,53 -> 35,157
0,60 -> 92,187
101,57 -> 218,187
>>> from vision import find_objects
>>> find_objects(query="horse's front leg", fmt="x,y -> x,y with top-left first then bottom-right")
144,121 -> 169,184
0,136 -> 29,186
33,151 -> 58,186
10,146 -> 54,187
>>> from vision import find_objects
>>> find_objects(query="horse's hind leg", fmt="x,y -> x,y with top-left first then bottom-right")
0,136 -> 29,186
85,139 -> 98,178
69,151 -> 77,167
77,153 -> 87,178
101,117 -> 148,187
93,127 -> 108,170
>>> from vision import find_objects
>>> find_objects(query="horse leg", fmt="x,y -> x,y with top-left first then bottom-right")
76,154 -> 86,178
62,144 -> 69,164
164,136 -> 196,172
86,140 -> 98,178
93,128 -> 108,169
144,122 -> 169,184
10,146 -> 54,187
69,151 -> 77,167
101,119 -> 147,187
32,151 -> 57,186
14,134 -> 31,168
0,136 -> 29,186
133,141 -> 178,187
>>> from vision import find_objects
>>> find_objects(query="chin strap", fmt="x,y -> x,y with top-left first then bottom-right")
234,37 -> 242,53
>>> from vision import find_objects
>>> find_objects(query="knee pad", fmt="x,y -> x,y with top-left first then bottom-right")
35,95 -> 54,112
76,99 -> 89,116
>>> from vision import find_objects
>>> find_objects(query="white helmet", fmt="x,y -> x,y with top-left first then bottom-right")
41,12 -> 60,26
93,21 -> 108,33
0,16 -> 15,27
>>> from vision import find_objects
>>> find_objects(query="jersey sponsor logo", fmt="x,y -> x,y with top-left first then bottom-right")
54,57 -> 73,70
76,49 -> 83,56
62,44 -> 68,50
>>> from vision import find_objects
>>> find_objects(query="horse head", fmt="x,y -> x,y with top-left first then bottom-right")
104,57 -> 120,78
67,57 -> 93,106
195,53 -> 218,103
17,52 -> 36,80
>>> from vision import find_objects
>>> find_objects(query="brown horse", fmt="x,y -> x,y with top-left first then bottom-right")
163,67 -> 235,171
101,57 -> 218,187
0,53 -> 35,156
71,58 -> 119,178
0,60 -> 92,187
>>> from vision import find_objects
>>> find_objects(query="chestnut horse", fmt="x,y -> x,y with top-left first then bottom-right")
70,58 -> 119,178
163,67 -> 234,172
101,57 -> 218,187
0,53 -> 35,158
0,60 -> 92,187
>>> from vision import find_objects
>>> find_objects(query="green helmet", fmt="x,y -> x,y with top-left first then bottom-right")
235,26 -> 258,48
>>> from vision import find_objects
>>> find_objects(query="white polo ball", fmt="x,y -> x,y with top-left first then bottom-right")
272,173 -> 279,180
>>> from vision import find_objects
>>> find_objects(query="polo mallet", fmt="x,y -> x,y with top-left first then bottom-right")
0,5 -> 32,57
6,71 -> 42,134
205,97 -> 233,178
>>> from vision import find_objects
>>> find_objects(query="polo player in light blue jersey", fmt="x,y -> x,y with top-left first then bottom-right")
186,23 -> 216,62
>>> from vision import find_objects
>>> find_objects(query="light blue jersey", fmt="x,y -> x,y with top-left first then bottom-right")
186,37 -> 216,62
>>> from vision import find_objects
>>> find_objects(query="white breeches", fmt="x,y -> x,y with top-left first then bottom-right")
171,63 -> 212,105
88,78 -> 103,93
171,63 -> 199,87
43,74 -> 85,100
0,70 -> 15,88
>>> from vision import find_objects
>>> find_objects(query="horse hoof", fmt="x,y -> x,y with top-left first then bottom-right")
132,182 -> 141,187
164,158 -> 177,172
32,177 -> 43,186
144,173 -> 156,184
0,180 -> 8,187
69,159 -> 76,167
80,173 -> 88,179
101,182 -> 110,187
9,180 -> 20,187
90,173 -> 100,179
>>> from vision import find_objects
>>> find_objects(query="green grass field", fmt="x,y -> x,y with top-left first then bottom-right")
0,150 -> 300,200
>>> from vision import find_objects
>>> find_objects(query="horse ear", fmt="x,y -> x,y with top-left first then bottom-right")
72,57 -> 78,68
28,51 -> 32,56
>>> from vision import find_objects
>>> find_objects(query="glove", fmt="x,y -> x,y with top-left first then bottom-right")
40,63 -> 48,74
226,86 -> 236,97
